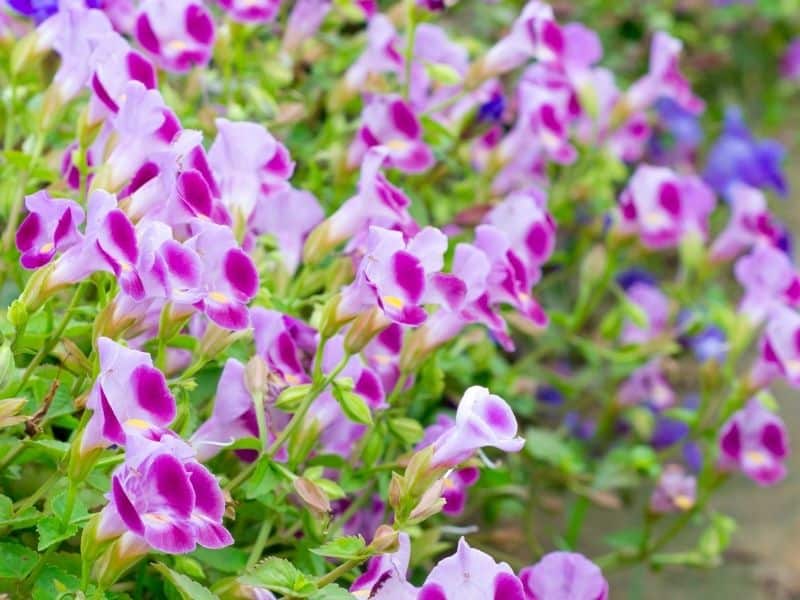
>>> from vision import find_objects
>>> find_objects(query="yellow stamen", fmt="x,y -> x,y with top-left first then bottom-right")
383,295 -> 404,309
167,39 -> 189,52
744,450 -> 767,466
386,139 -> 409,152
209,291 -> 230,303
39,242 -> 54,253
673,495 -> 694,511
285,374 -> 300,385
375,354 -> 392,366
125,418 -> 151,429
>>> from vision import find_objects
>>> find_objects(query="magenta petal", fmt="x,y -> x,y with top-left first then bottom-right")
392,251 -> 425,303
390,99 -> 420,139
355,369 -> 384,407
762,423 -> 787,458
223,249 -> 259,300
419,583 -> 447,600
186,463 -> 225,521
177,170 -> 213,217
185,4 -> 214,44
151,454 -> 195,517
143,517 -> 196,554
135,14 -> 161,54
127,52 -> 157,89
15,213 -> 40,253
205,298 -> 250,330
195,521 -> 233,549
112,477 -> 144,535
720,422 -> 741,459
100,209 -> 138,265
92,73 -> 118,112
132,365 -> 176,424
658,181 -> 681,216
99,387 -> 125,446
493,573 -> 525,600
432,273 -> 467,309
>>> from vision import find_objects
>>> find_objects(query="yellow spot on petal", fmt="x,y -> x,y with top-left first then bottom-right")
120,261 -> 133,273
443,476 -> 456,490
39,242 -> 54,254
641,210 -> 670,229
745,450 -> 767,466
386,139 -> 409,152
784,359 -> 800,377
285,374 -> 300,385
167,39 -> 189,52
375,354 -> 392,366
143,512 -> 169,524
673,494 -> 694,511
383,295 -> 404,309
209,291 -> 230,303
517,291 -> 530,302
125,418 -> 151,430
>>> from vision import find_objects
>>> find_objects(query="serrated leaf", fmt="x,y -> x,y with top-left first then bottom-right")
311,584 -> 357,599
153,562 -> 218,600
311,536 -> 367,560
0,505 -> 42,530
0,541 -> 38,578
239,557 -> 317,597
32,565 -> 81,600
26,439 -> 70,458
331,384 -> 372,425
37,516 -> 78,551
243,457 -> 280,500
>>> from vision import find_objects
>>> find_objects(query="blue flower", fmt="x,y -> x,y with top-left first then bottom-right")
704,107 -> 787,198
6,0 -> 103,22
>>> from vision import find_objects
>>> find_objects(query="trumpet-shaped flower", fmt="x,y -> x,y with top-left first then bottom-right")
15,191 -> 84,269
718,398 -> 789,486
81,337 -> 175,453
750,306 -> 800,389
710,184 -> 786,261
650,464 -> 696,513
217,0 -> 282,23
617,164 -> 716,249
519,552 -> 609,600
429,386 -> 524,468
734,244 -> 800,324
135,0 -> 215,72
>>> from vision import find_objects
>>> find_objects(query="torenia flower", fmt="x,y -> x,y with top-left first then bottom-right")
704,108 -> 787,198
251,308 -> 317,384
88,32 -> 157,125
735,244 -> 800,324
304,148 -> 417,262
519,552 -> 609,600
208,118 -> 294,223
336,226 -> 447,328
344,15 -> 402,91
718,398 -> 789,486
781,38 -> 800,80
750,306 -> 800,389
617,360 -> 675,410
650,464 -> 696,513
619,277 -> 670,345
710,184 -> 787,261
282,0 -> 332,52
97,430 -> 232,554
135,0 -> 215,72
217,0 -> 282,23
81,337 -> 175,454
429,386 -> 524,468
185,222 -> 259,330
348,95 -> 435,174
15,191 -> 84,269
351,532 -> 416,599
626,31 -> 704,115
479,1 -> 563,78
616,164 -> 716,250
418,537 -> 525,599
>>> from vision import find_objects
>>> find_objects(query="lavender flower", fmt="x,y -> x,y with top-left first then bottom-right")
718,398 -> 789,486
282,0 -> 331,52
781,38 -> 800,80
134,0 -> 215,72
710,184 -> 786,261
15,191 -> 84,269
519,552 -> 609,600
650,464 -> 696,513
620,280 -> 670,345
734,244 -> 800,324
750,306 -> 800,389
217,0 -> 281,23
618,360 -> 675,410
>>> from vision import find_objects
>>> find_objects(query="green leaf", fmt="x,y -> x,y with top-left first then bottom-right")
0,541 -> 38,579
0,505 -> 42,530
310,584 -> 357,599
32,565 -> 81,600
697,513 -> 737,559
387,418 -> 423,445
311,536 -> 367,560
243,457 -> 281,500
153,562 -> 218,600
239,557 -> 317,597
331,384 -> 372,425
191,547 -> 249,574
525,427 -> 585,474
26,439 -> 70,458
0,494 -> 12,520
37,516 -> 79,551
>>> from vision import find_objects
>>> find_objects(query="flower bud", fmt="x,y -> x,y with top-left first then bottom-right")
10,32 -> 46,77
52,339 -> 92,376
408,478 -> 446,524
293,476 -> 331,517
302,220 -> 334,265
93,534 -> 149,589
369,524 -> 400,554
579,245 -> 608,290
0,397 -> 27,429
244,355 -> 268,400
0,344 -> 14,389
343,308 -> 389,355
275,384 -> 312,411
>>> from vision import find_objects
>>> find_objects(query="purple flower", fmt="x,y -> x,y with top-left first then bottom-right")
344,15 -> 403,91
217,0 -> 281,23
281,0 -> 331,52
97,429 -> 232,554
441,466 -> 479,516
418,537 -> 525,599
704,108 -> 787,198
351,532 -> 416,599
15,191 -> 84,269
781,38 -> 800,80
208,118 -> 294,222
519,552 -> 609,600
647,98 -> 702,167
363,322 -> 404,393
7,0 -> 61,22
88,31 -> 157,125
251,308 -> 317,385
480,1 -> 563,77
337,226 -> 447,327
349,96 -> 435,174
650,464 -> 696,513
304,148 -> 416,262
618,360 -> 675,410
688,326 -> 728,364
191,357 -> 289,461
134,0 -> 215,73
734,244 -> 800,324
718,398 -> 789,486
710,184 -> 786,261
185,222 -> 259,330
627,31 -> 704,115
620,281 -> 670,345
429,386 -> 524,468
81,337 -> 175,454
409,24 -> 469,113
617,164 -> 716,250
650,414 -> 689,450
750,306 -> 800,389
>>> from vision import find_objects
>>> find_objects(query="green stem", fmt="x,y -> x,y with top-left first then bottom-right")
0,442 -> 24,472
402,0 -> 417,100
315,557 -> 366,589
61,478 -> 78,528
2,131 -> 45,254
14,282 -> 86,395
246,518 -> 273,570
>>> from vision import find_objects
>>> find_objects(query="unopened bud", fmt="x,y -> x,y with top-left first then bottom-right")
579,245 -> 608,289
370,525 -> 400,554
53,339 -> 92,376
388,472 -> 404,510
302,220 -> 334,265
293,476 -> 331,517
0,397 -> 27,429
408,478 -> 446,524
343,308 -> 389,354
0,344 -> 14,389
244,355 -> 268,399
275,384 -> 312,411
